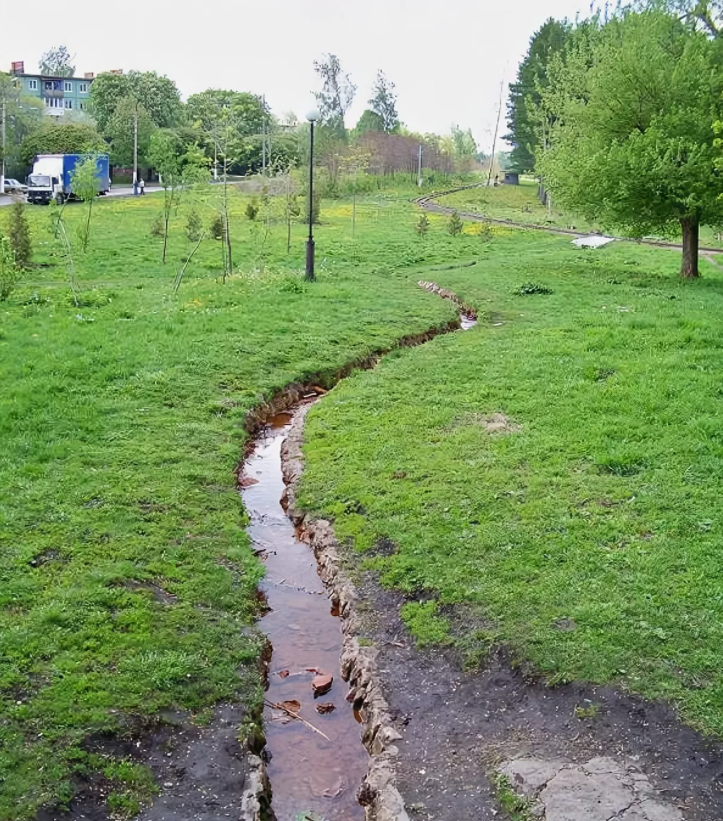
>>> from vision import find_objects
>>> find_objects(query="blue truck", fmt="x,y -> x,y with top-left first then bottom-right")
26,154 -> 110,205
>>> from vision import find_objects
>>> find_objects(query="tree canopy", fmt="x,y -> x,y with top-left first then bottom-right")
39,46 -> 75,77
20,122 -> 106,165
538,7 -> 723,277
369,71 -> 399,133
505,18 -> 571,172
313,54 -> 357,136
89,71 -> 182,133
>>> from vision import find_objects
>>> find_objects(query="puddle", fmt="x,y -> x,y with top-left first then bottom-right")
240,309 -> 476,820
242,409 -> 367,821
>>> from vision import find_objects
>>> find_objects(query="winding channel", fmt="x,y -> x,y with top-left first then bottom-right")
239,293 -> 477,820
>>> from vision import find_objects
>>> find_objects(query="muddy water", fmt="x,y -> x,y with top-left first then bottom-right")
242,409 -> 366,821
241,311 -> 477,820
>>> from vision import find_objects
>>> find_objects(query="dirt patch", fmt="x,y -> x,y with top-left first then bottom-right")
475,412 -> 521,434
351,580 -> 723,821
35,706 -> 269,821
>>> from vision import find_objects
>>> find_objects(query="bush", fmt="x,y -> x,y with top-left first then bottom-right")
415,214 -> 430,236
210,213 -> 225,241
478,222 -> 493,242
0,237 -> 20,301
304,189 -> 322,225
447,211 -> 463,236
8,202 -> 31,268
150,215 -> 164,238
245,200 -> 259,221
186,209 -> 202,242
513,282 -> 553,295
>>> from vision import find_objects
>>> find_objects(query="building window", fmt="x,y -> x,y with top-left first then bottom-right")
44,81 -> 52,90
64,81 -> 72,92
79,102 -> 85,110
28,79 -> 38,90
64,99 -> 73,109
79,83 -> 88,94
45,98 -> 62,109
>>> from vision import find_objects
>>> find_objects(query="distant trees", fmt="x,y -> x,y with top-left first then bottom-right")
20,122 -> 105,165
505,18 -> 571,172
39,46 -> 75,78
106,97 -> 155,168
313,54 -> 357,135
89,71 -> 183,132
369,71 -> 399,133
538,7 -> 723,277
354,110 -> 384,136
0,73 -> 43,175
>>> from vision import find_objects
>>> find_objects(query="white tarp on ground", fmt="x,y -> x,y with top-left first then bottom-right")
571,235 -> 616,248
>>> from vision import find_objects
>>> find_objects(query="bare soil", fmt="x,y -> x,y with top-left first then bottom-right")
353,579 -> 723,820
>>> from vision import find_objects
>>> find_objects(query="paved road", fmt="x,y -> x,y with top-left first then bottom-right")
417,185 -> 723,255
0,187 -> 163,207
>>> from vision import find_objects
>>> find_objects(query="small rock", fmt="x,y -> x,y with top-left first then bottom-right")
312,673 -> 333,696
316,702 -> 336,714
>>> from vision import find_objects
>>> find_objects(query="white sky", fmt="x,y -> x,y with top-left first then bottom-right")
1,0 -> 587,152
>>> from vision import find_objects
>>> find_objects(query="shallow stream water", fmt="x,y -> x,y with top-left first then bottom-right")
240,310 -> 476,820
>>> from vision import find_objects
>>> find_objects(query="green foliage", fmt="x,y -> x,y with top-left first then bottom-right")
20,123 -> 106,165
107,97 -> 155,168
313,53 -> 357,136
150,214 -> 164,237
39,45 -> 75,77
305,187 -> 322,225
245,200 -> 259,221
514,282 -> 553,295
447,211 -> 463,236
0,236 -> 20,301
354,109 -> 384,136
505,18 -> 572,172
89,71 -> 182,133
415,213 -> 430,236
538,8 -> 723,276
209,212 -> 225,240
186,209 -> 202,242
7,202 -> 32,268
71,157 -> 103,252
491,774 -> 535,821
400,601 -> 451,647
0,73 -> 43,176
369,70 -> 399,133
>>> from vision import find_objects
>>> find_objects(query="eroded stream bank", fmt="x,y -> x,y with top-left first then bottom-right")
239,291 -> 476,820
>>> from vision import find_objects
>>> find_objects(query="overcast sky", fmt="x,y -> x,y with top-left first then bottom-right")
1,0 -> 588,152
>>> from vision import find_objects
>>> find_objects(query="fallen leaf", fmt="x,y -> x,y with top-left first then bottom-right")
316,702 -> 336,714
239,476 -> 259,488
278,669 -> 290,679
280,700 -> 301,713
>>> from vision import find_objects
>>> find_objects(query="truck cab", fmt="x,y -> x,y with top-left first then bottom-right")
26,174 -> 61,205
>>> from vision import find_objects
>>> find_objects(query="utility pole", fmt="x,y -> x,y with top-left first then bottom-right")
133,102 -> 138,191
487,79 -> 504,188
417,143 -> 423,187
1,96 -> 6,198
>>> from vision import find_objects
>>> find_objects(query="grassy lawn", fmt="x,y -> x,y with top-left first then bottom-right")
441,178 -> 723,248
298,226 -> 723,736
0,185 -> 470,819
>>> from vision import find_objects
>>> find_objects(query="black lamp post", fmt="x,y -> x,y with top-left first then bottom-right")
305,109 -> 320,282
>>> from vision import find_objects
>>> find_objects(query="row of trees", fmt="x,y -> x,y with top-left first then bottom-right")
505,1 -> 723,277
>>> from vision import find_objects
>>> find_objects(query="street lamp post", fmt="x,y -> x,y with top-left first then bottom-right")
305,110 -> 320,282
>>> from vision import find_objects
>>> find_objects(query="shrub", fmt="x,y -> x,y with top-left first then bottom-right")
478,222 -> 493,242
8,201 -> 31,267
0,237 -> 20,301
150,215 -> 164,238
304,189 -> 322,225
210,213 -> 225,241
245,200 -> 259,221
186,209 -> 202,242
415,214 -> 430,236
447,211 -> 463,236
513,282 -> 553,295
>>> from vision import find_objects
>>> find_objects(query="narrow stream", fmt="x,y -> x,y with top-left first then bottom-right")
241,309 -> 477,821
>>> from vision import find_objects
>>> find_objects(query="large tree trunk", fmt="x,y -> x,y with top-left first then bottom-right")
680,217 -> 700,278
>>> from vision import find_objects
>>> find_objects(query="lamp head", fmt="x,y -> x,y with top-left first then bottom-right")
306,109 -> 321,123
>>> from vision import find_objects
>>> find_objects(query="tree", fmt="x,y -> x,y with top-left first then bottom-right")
148,130 -> 208,263
0,73 -> 43,178
664,0 -> 723,35
0,237 -> 20,301
39,46 -> 75,78
505,18 -> 571,172
539,8 -> 723,278
369,71 -> 399,132
20,122 -> 105,165
89,71 -> 182,133
7,202 -> 31,268
70,156 -> 103,252
451,125 -> 478,173
448,211 -> 464,236
354,109 -> 384,136
313,54 -> 356,136
106,96 -> 155,168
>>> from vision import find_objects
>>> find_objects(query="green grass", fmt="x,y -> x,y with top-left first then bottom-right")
0,185 -> 466,819
298,226 -> 723,735
441,178 -> 723,248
